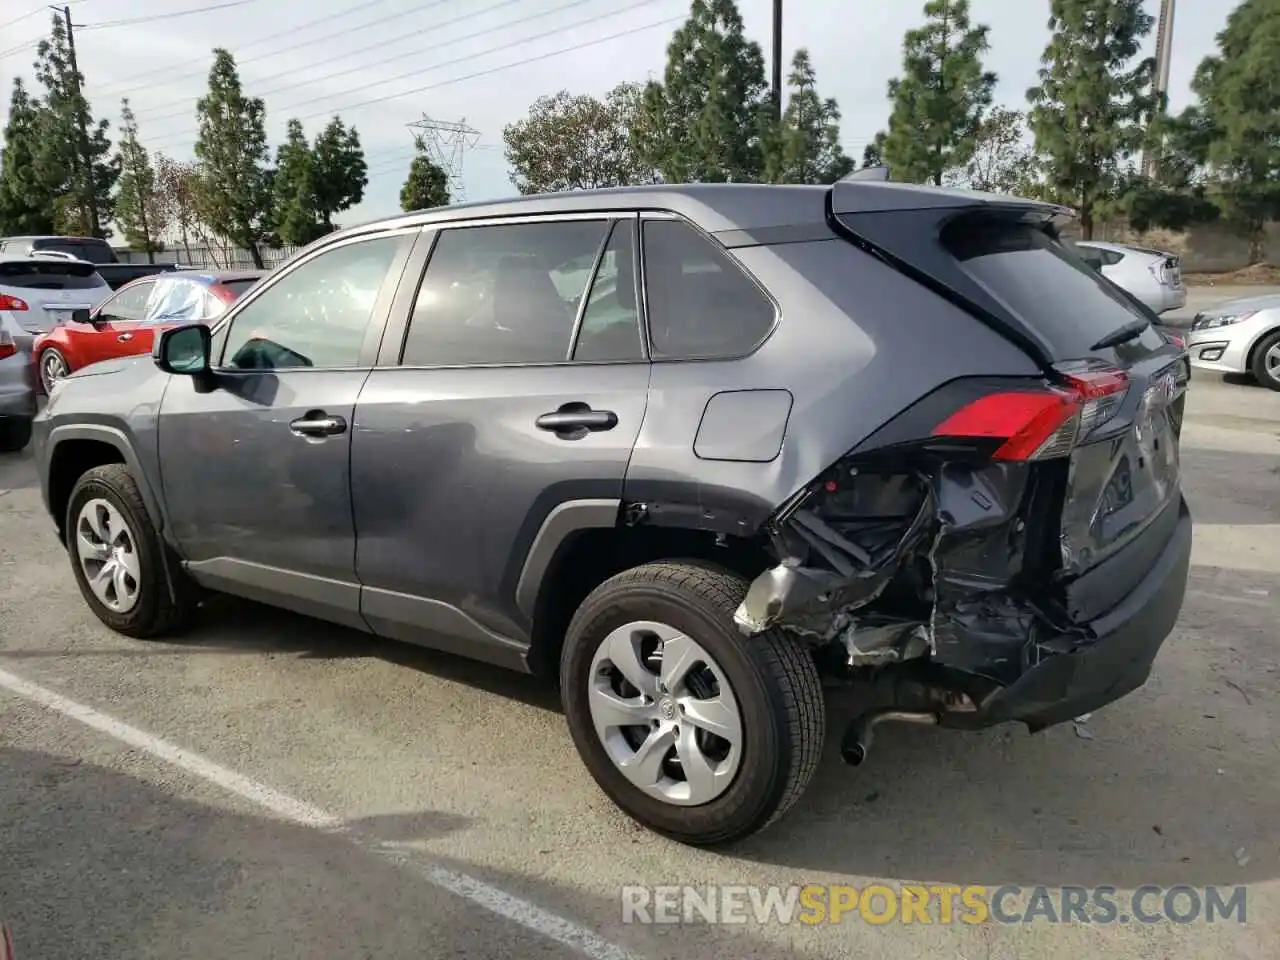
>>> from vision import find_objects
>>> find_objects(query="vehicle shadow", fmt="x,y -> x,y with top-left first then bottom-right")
0,745 -> 828,960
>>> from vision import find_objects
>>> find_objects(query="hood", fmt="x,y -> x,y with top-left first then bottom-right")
1199,293 -> 1280,316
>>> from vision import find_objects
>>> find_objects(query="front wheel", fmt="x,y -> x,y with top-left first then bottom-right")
39,348 -> 69,395
1251,330 -> 1280,391
561,561 -> 825,846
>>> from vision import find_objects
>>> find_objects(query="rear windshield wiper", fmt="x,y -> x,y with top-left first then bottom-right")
1090,318 -> 1149,351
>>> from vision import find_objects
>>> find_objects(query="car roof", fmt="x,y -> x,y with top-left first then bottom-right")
0,253 -> 95,265
124,270 -> 265,288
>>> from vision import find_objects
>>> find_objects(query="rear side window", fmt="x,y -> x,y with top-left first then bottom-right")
145,277 -> 205,323
941,218 -> 1160,355
220,278 -> 260,299
641,220 -> 775,360
32,237 -> 114,262
401,219 -> 611,366
0,260 -> 107,290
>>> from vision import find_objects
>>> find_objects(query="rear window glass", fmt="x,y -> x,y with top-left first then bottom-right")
941,218 -> 1160,354
31,238 -> 114,262
0,260 -> 107,290
221,278 -> 260,299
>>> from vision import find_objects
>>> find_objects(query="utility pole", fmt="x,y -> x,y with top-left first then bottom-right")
1142,0 -> 1177,179
60,4 -> 98,236
770,0 -> 783,121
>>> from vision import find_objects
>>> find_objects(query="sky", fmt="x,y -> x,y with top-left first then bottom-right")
0,0 -> 1236,232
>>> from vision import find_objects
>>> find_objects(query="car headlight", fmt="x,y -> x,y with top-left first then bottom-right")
1191,311 -> 1255,331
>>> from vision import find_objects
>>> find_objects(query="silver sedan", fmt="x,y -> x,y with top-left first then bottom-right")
1186,293 -> 1280,390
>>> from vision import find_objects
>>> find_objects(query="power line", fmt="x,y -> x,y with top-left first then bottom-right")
136,0 -> 600,123
147,0 -> 672,148
78,0 -> 256,31
107,0 -> 453,100
96,0 -> 395,95
0,0 -> 87,32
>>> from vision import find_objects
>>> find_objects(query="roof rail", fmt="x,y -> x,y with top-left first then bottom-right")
840,165 -> 891,183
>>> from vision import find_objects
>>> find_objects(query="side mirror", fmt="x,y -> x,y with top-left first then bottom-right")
71,308 -> 93,324
154,323 -> 212,377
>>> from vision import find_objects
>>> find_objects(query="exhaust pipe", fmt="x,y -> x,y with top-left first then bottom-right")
840,710 -> 938,766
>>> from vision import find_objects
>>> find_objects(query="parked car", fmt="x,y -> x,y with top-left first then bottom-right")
33,181 -> 1192,845
1075,240 -> 1186,315
0,254 -> 113,452
1186,293 -> 1280,390
33,270 -> 265,394
0,235 -> 180,289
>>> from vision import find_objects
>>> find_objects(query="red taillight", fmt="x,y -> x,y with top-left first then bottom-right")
0,294 -> 29,312
932,367 -> 1129,461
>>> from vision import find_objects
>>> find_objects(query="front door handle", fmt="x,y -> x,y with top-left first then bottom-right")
289,412 -> 347,438
117,332 -> 134,342
535,406 -> 618,437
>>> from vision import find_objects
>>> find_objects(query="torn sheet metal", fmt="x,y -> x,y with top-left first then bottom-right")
735,460 -> 1079,683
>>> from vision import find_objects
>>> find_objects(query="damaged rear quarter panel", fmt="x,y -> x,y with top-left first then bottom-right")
621,239 -> 1042,531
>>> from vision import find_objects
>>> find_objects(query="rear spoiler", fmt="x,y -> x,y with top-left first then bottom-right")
824,179 -> 1079,370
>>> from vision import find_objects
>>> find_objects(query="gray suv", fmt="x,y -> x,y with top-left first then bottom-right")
33,181 -> 1192,845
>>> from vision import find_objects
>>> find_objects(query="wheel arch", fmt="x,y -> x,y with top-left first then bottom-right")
46,425 -> 163,544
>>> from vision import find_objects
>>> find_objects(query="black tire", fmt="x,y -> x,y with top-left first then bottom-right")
0,417 -> 32,453
560,561 -> 825,846
39,347 -> 69,395
1250,330 -> 1280,391
65,464 -> 199,638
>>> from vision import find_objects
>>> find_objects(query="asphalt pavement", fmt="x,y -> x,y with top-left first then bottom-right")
2,292 -> 1278,959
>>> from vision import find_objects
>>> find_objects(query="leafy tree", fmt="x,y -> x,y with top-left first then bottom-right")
155,154 -> 217,265
764,50 -> 853,184
33,12 -> 118,236
311,116 -> 366,230
113,99 -> 167,261
0,79 -> 58,234
637,0 -> 770,182
1027,0 -> 1156,238
272,118 -> 324,246
881,0 -> 996,186
1183,0 -> 1280,263
504,83 -> 658,193
862,134 -> 886,169
400,146 -> 450,211
947,106 -> 1036,193
193,48 -> 272,267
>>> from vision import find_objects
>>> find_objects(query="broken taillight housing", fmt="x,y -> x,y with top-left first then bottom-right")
931,365 -> 1129,461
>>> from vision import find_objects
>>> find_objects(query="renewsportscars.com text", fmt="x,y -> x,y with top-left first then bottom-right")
621,884 -> 1248,926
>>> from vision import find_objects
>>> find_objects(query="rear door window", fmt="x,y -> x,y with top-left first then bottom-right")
0,259 -> 107,290
941,217 -> 1163,357
640,219 -> 776,360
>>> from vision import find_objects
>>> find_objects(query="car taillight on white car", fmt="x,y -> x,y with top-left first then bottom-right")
0,294 -> 29,312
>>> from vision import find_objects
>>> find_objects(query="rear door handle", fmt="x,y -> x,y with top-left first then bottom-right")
117,333 -> 134,342
289,412 -> 347,438
535,408 -> 618,435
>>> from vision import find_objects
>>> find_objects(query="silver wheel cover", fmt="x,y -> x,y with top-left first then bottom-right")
75,498 -> 142,614
587,620 -> 744,806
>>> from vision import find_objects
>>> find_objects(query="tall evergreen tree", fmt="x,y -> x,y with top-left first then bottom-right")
765,49 -> 853,184
400,149 -> 450,212
881,0 -> 996,186
311,116 -> 367,231
637,0 -> 770,183
1184,0 -> 1280,263
272,118 -> 324,246
33,12 -> 118,236
1026,0 -> 1156,238
0,79 -> 58,234
193,48 -> 272,267
113,100 -> 166,261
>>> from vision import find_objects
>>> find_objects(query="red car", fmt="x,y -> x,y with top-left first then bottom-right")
33,270 -> 264,394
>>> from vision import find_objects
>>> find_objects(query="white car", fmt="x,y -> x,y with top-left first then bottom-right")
1076,240 -> 1187,315
0,254 -> 111,451
1186,294 -> 1280,391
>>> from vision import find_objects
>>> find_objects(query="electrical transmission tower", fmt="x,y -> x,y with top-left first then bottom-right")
1142,0 -> 1177,178
407,115 -> 481,201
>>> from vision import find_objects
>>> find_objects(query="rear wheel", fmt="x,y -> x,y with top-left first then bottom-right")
560,561 -> 825,846
1250,330 -> 1280,391
0,417 -> 31,453
66,464 -> 199,638
40,348 -> 69,395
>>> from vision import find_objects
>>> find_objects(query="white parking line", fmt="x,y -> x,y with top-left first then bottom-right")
0,665 -> 637,960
